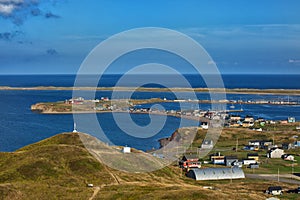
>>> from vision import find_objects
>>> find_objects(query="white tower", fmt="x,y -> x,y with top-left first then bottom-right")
73,123 -> 78,133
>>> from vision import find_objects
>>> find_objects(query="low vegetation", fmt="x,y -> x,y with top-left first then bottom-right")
0,124 -> 300,199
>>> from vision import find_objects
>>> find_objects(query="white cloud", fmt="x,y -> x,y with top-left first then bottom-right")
0,0 -> 23,15
0,0 -> 23,3
0,3 -> 15,14
289,59 -> 300,63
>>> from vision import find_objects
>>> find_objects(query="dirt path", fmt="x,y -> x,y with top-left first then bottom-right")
88,186 -> 100,200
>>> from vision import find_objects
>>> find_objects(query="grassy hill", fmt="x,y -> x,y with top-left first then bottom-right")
0,131 -> 299,200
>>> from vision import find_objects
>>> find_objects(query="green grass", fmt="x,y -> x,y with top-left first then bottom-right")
1,125 -> 300,199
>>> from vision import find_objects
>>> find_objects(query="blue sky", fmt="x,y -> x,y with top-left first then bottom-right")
1,0 -> 300,74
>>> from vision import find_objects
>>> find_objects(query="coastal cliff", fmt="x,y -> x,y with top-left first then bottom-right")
158,130 -> 180,148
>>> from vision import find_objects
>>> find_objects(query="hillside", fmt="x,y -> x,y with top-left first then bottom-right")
0,131 -> 299,200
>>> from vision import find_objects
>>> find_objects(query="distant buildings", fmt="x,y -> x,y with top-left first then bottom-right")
288,117 -> 296,123
248,140 -> 273,150
179,154 -> 201,169
224,156 -> 238,167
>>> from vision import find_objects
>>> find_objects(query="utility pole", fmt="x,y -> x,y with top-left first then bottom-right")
292,161 -> 294,179
277,168 -> 280,182
230,166 -> 233,184
236,138 -> 238,152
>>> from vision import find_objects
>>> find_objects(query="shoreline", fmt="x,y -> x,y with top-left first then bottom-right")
1,86 -> 300,95
33,109 -> 209,122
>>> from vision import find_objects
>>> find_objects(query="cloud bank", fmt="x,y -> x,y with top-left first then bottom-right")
0,0 -> 60,25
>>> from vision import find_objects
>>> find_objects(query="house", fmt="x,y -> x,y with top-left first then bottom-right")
212,157 -> 225,165
224,156 -> 238,166
243,145 -> 255,151
280,120 -> 288,124
288,117 -> 296,123
248,140 -> 272,149
249,163 -> 259,169
244,115 -> 254,122
230,115 -> 241,121
267,148 -> 285,158
256,117 -> 265,122
249,140 -> 260,146
201,122 -> 209,130
265,186 -> 283,195
186,167 -> 245,181
232,161 -> 243,168
281,143 -> 292,150
201,139 -> 213,149
242,121 -> 254,127
282,154 -> 294,161
229,122 -> 241,128
294,141 -> 300,147
247,153 -> 259,161
210,152 -> 225,165
243,159 -> 257,166
122,146 -> 131,153
179,154 -> 201,169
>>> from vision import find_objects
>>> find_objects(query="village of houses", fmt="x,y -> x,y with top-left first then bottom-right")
61,97 -> 300,196
176,113 -> 300,197
115,111 -> 300,197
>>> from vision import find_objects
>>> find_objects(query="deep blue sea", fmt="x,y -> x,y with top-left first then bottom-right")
0,75 -> 299,152
0,74 -> 300,89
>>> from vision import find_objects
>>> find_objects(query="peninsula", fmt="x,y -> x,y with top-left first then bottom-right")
1,86 -> 300,95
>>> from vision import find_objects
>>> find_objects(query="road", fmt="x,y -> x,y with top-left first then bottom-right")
246,173 -> 300,184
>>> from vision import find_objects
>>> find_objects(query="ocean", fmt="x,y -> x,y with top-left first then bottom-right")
0,74 -> 300,89
0,75 -> 299,152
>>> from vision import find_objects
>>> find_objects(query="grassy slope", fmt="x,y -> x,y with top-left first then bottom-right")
0,130 -> 299,199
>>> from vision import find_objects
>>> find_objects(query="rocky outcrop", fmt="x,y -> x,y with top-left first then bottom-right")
31,103 -> 72,113
158,130 -> 180,148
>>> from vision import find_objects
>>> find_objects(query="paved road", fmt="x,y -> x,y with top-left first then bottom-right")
246,173 -> 300,185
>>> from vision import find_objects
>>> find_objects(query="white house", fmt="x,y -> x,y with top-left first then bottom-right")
267,148 -> 285,158
201,122 -> 209,130
122,146 -> 131,153
243,159 -> 257,166
282,154 -> 294,161
201,139 -> 213,149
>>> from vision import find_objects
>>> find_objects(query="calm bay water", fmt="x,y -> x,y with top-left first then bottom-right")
0,75 -> 299,152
